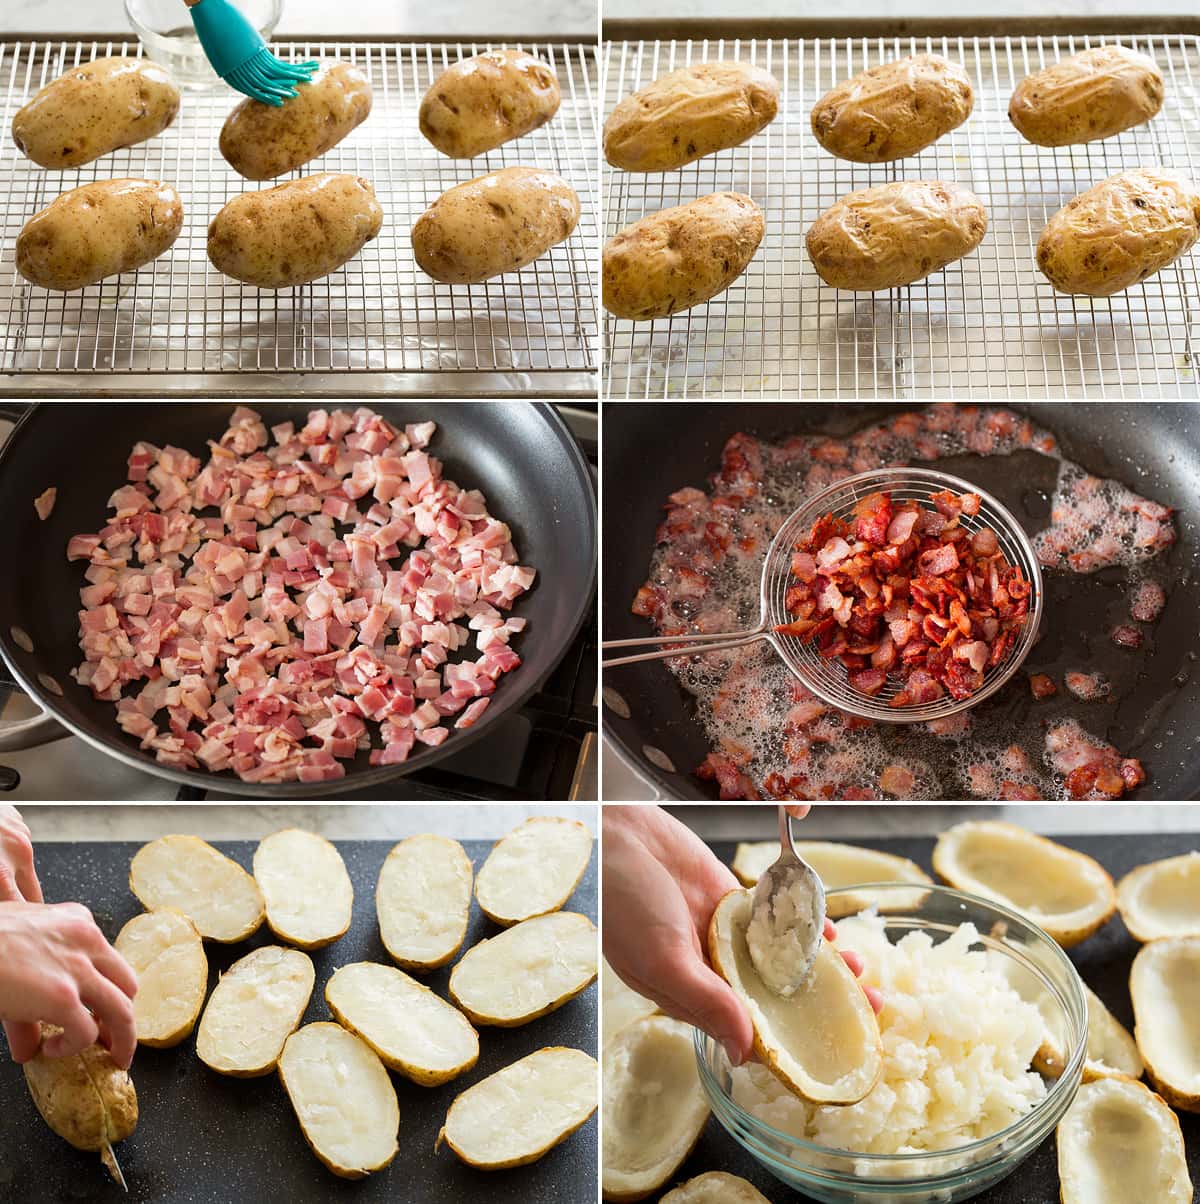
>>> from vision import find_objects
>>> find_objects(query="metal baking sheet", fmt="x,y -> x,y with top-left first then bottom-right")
0,837 -> 598,1202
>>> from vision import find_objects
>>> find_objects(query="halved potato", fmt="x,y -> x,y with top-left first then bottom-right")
278,1022 -> 399,1178
933,821 -> 1115,947
475,816 -> 593,925
603,1015 -> 710,1203
661,1173 -> 771,1204
602,958 -> 658,1047
129,834 -> 264,942
708,888 -> 881,1104
376,834 -> 472,970
325,961 -> 478,1086
1117,851 -> 1200,942
196,945 -> 315,1077
1082,984 -> 1144,1082
449,910 -> 597,1026
114,907 -> 207,1048
1057,1076 -> 1191,1203
253,828 -> 353,949
438,1046 -> 597,1169
1130,935 -> 1200,1110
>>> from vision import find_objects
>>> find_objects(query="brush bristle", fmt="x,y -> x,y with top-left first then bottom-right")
224,49 -> 319,105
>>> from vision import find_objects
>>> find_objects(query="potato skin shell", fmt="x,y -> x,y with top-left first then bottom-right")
603,192 -> 764,321
420,49 -> 561,158
1037,169 -> 1200,296
811,53 -> 973,163
806,180 -> 987,290
604,61 -> 779,172
12,56 -> 179,170
411,166 -> 579,284
1010,45 -> 1163,147
220,61 -> 372,180
208,172 -> 383,289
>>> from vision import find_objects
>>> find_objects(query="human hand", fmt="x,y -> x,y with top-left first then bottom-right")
0,805 -> 41,904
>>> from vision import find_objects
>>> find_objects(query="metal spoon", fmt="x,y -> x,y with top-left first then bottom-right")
747,806 -> 827,997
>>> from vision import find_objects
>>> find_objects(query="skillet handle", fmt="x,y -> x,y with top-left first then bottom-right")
0,707 -> 72,753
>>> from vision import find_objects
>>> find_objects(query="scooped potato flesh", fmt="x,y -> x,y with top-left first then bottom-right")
114,908 -> 207,1046
661,1172 -> 772,1204
1118,852 -> 1200,940
253,828 -> 353,947
376,834 -> 472,968
1131,937 -> 1200,1103
475,816 -> 593,923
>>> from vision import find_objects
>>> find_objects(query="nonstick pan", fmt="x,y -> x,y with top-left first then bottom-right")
602,403 -> 1200,801
0,402 -> 596,797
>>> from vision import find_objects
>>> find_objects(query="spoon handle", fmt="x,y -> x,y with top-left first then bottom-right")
777,804 -> 796,858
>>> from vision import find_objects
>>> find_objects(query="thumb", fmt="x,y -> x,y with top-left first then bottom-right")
670,957 -> 755,1067
3,1019 -> 43,1064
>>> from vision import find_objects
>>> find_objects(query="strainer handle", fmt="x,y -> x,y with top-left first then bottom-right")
602,627 -> 767,668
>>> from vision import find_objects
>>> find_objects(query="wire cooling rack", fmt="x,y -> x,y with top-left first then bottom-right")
602,31 -> 1200,398
0,37 -> 598,396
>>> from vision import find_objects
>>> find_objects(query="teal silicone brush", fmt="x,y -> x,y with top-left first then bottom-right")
184,0 -> 318,105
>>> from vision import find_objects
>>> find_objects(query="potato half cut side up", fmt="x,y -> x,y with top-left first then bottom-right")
196,946 -> 315,1076
602,1015 -> 710,1202
601,958 -> 659,1047
708,888 -> 881,1104
438,1046 -> 597,1170
114,908 -> 208,1047
253,828 -> 353,949
1057,1077 -> 1191,1203
325,961 -> 479,1086
449,910 -> 597,1026
661,1172 -> 772,1204
1116,851 -> 1200,941
278,1023 -> 399,1178
129,834 -> 264,942
932,821 -> 1115,947
474,815 -> 593,925
1130,935 -> 1200,1110
376,834 -> 472,970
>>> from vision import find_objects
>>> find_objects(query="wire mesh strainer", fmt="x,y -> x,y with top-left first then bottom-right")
603,467 -> 1044,723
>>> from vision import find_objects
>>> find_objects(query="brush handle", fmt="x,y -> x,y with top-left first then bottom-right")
184,0 -> 202,7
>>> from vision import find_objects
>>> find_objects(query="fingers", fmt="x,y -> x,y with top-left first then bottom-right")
40,1003 -> 99,1060
864,985 -> 884,1015
79,971 -> 137,1070
839,948 -> 865,978
784,805 -> 811,820
823,917 -> 837,942
0,811 -> 40,903
89,942 -> 139,1003
0,864 -> 21,904
670,957 -> 755,1067
3,1018 -> 42,1064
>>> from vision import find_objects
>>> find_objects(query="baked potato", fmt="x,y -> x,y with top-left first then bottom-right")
1010,45 -> 1164,147
1037,168 -> 1200,295
811,53 -> 973,162
806,180 -> 987,290
11,56 -> 179,170
15,178 -> 183,292
604,61 -> 779,172
602,192 -> 764,321
219,61 -> 372,180
114,907 -> 207,1048
411,166 -> 579,284
420,48 -> 561,158
208,173 -> 383,289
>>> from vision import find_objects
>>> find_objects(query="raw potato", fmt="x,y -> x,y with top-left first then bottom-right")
196,945 -> 315,1076
220,61 -> 372,180
604,61 -> 779,172
438,1047 -> 597,1169
601,958 -> 658,1047
208,172 -> 383,289
1130,935 -> 1200,1110
11,56 -> 179,169
1116,850 -> 1200,941
603,192 -> 764,321
420,48 -> 561,158
602,1015 -> 710,1202
114,908 -> 207,1048
932,820 -> 1115,947
449,910 -> 597,1026
1010,45 -> 1163,147
1057,1077 -> 1191,1203
325,961 -> 478,1086
129,834 -> 264,942
661,1173 -> 772,1204
1037,169 -> 1200,296
411,166 -> 579,284
475,816 -> 592,925
807,180 -> 987,291
278,1023 -> 399,1178
376,834 -> 472,970
708,888 -> 881,1104
811,53 -> 973,162
253,828 -> 353,949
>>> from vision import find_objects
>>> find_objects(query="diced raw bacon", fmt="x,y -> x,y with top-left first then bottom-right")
34,487 -> 57,520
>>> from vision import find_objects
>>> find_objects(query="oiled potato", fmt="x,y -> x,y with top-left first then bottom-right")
420,49 -> 560,158
604,61 -> 779,172
811,53 -> 973,163
220,61 -> 372,180
11,56 -> 179,170
16,178 -> 183,292
602,192 -> 764,321
1037,169 -> 1200,296
807,180 -> 987,290
208,173 -> 383,289
1010,45 -> 1164,147
411,167 -> 579,284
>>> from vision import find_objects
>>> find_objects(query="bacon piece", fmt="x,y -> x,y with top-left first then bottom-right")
1065,671 -> 1110,702
1028,673 -> 1058,699
847,667 -> 887,696
1129,580 -> 1166,623
879,765 -> 915,797
1110,625 -> 1143,649
34,487 -> 57,520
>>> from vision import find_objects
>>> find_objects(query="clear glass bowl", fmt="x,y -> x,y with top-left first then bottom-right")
695,883 -> 1087,1204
